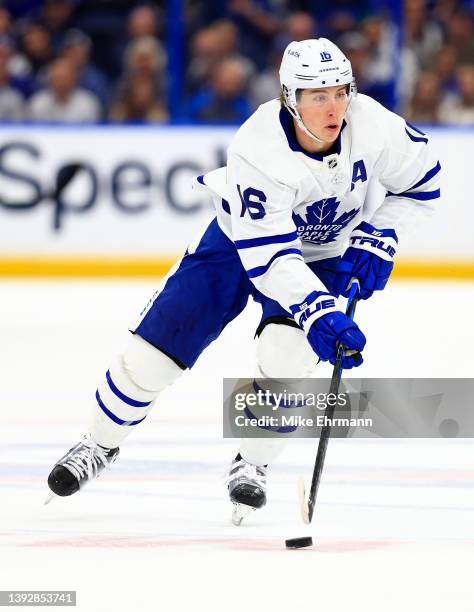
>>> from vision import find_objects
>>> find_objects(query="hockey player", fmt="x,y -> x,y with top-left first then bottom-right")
47,39 -> 440,522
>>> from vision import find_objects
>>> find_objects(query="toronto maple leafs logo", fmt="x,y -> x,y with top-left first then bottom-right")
293,197 -> 360,244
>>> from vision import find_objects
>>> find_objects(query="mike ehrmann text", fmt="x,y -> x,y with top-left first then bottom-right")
234,415 -> 373,428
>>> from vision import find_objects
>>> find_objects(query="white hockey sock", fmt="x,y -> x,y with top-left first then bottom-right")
237,367 -> 290,467
90,357 -> 156,448
89,335 -> 182,448
237,323 -> 317,467
239,438 -> 287,467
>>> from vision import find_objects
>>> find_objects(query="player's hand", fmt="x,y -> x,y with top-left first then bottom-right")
334,222 -> 398,300
307,311 -> 366,369
290,291 -> 366,369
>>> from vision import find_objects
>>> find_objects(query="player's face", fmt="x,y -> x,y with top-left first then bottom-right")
297,85 -> 349,142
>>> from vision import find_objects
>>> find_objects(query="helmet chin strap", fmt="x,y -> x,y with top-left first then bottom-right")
294,111 -> 325,144
285,103 -> 325,144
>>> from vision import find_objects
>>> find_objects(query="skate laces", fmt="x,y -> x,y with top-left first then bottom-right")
62,435 -> 113,482
227,459 -> 266,488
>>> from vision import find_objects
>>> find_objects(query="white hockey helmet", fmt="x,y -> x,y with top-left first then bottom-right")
279,38 -> 355,142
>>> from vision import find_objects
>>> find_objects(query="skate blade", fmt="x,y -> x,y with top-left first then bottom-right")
232,503 -> 255,526
44,491 -> 58,505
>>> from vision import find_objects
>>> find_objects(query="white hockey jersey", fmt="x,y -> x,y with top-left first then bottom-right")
197,95 -> 440,312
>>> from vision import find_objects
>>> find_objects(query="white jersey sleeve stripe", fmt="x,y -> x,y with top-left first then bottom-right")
405,121 -> 427,136
404,128 -> 428,144
405,121 -> 429,144
234,231 -> 298,249
237,236 -> 302,272
407,161 -> 441,191
386,188 -> 440,201
246,247 -> 303,278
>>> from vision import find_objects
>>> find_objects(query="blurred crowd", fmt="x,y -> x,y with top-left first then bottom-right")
0,0 -> 472,125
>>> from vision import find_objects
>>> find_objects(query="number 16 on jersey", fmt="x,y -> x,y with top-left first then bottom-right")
237,185 -> 267,220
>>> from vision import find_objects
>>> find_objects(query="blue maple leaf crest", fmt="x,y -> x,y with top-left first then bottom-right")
293,197 -> 360,244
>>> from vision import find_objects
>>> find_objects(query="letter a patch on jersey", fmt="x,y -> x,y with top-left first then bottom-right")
351,160 -> 367,192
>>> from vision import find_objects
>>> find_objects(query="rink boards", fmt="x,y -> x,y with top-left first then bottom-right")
0,124 -> 473,279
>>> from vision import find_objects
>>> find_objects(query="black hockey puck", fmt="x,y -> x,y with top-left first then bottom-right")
285,536 -> 313,549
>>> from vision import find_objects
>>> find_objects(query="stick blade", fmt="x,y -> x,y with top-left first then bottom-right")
298,475 -> 310,524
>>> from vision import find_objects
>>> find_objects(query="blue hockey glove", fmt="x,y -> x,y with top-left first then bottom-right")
290,291 -> 366,369
334,222 -> 398,300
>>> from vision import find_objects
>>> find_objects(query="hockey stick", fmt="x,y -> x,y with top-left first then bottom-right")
51,163 -> 85,200
5,162 -> 84,209
299,280 -> 360,524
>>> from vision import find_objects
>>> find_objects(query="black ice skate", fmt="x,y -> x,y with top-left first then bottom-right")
45,434 -> 119,503
227,454 -> 267,525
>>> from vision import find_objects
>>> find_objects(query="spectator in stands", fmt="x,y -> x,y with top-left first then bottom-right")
187,57 -> 251,123
405,71 -> 441,124
405,0 -> 444,69
20,21 -> 52,77
117,36 -> 167,103
227,0 -> 281,70
122,4 -> 166,77
398,43 -> 419,110
27,57 -> 101,122
40,0 -> 75,52
271,11 -> 316,76
60,28 -> 110,114
186,21 -> 255,96
186,27 -> 224,95
338,32 -> 369,90
213,19 -> 256,83
432,0 -> 459,29
432,45 -> 458,96
277,11 -> 317,48
1,0 -> 470,127
127,4 -> 160,40
0,7 -> 12,36
439,63 -> 474,125
0,35 -> 32,93
109,73 -> 167,122
0,45 -> 25,120
325,10 -> 357,42
360,15 -> 397,108
70,0 -> 136,80
248,42 -> 284,109
445,10 -> 474,65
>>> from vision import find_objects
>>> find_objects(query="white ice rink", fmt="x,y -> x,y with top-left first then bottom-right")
1,279 -> 473,611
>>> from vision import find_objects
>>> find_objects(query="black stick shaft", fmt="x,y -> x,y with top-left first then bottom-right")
307,291 -> 359,523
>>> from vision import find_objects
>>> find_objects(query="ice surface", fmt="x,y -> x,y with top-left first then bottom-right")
0,280 -> 473,611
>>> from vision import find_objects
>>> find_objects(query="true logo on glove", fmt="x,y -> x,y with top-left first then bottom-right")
298,298 -> 336,326
350,236 -> 396,258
